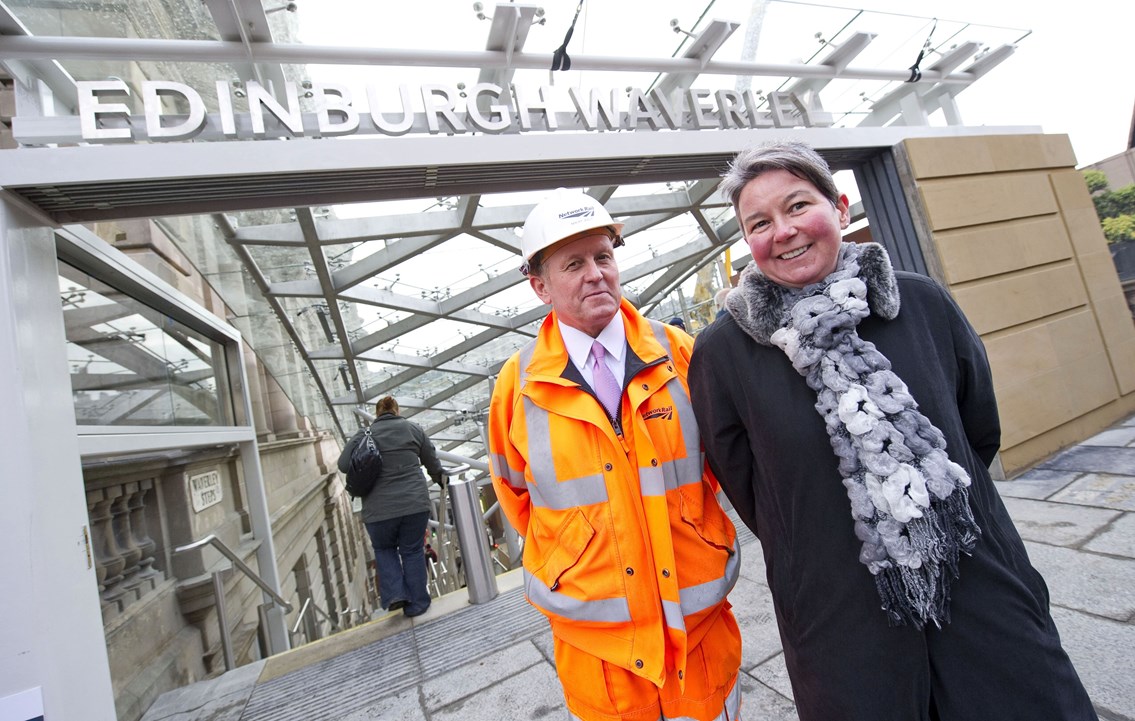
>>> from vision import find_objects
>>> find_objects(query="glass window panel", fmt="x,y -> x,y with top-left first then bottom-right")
452,334 -> 528,369
59,261 -> 233,426
151,216 -> 339,436
474,283 -> 545,319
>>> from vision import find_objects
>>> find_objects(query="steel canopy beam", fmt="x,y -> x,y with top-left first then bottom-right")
0,35 -> 1005,85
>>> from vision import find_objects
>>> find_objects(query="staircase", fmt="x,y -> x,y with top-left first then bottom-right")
139,570 -> 554,721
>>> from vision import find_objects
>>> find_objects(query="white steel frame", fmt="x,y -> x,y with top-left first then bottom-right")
0,1 -> 1033,461
55,223 -> 291,654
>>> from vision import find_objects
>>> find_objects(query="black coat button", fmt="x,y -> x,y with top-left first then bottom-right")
662,569 -> 670,578
626,567 -> 634,575
635,659 -> 644,669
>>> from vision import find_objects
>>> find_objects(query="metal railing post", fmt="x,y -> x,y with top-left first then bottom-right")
175,534 -> 294,669
434,467 -> 466,594
448,472 -> 499,604
212,569 -> 236,671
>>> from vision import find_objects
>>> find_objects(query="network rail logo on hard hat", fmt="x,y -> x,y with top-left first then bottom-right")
559,207 -> 595,221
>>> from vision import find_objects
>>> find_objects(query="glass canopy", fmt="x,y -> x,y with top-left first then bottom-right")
0,0 -> 1029,461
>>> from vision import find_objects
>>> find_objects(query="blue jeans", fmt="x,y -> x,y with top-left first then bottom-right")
365,511 -> 431,614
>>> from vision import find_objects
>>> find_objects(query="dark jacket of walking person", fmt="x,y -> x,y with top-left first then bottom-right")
338,396 -> 444,617
688,140 -> 1097,721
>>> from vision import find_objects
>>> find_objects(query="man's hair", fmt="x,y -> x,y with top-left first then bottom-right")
375,395 -> 399,416
526,249 -> 548,277
718,140 -> 840,210
526,227 -> 617,278
715,287 -> 731,310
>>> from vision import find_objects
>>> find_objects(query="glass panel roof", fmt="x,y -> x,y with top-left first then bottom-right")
1,0 -> 1030,463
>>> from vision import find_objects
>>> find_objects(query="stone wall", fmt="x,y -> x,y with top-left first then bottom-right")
897,134 -> 1135,475
88,429 -> 371,721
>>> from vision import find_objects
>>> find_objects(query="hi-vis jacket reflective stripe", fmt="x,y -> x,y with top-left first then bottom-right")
489,299 -> 740,690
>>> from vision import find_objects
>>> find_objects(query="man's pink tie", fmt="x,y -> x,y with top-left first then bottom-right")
590,341 -> 621,420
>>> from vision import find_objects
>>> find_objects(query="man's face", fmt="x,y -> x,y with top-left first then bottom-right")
529,231 -> 621,337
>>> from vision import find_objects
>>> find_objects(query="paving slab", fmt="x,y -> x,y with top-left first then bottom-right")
736,673 -> 799,721
1049,607 -> 1135,721
335,687 -> 424,721
1024,541 -> 1135,621
421,640 -> 546,712
1083,512 -> 1135,558
530,628 -> 555,665
1049,473 -> 1135,512
749,652 -> 794,702
730,572 -> 784,671
1082,426 -> 1135,447
431,659 -> 568,721
1000,496 -> 1121,547
994,471 -> 1080,500
1040,446 -> 1135,476
139,660 -> 265,721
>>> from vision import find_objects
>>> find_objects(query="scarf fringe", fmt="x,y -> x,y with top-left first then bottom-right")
875,490 -> 979,628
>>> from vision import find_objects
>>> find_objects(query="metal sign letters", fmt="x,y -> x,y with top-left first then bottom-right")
75,79 -> 834,143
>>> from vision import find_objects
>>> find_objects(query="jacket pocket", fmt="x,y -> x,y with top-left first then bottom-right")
678,485 -> 735,553
532,508 -> 596,591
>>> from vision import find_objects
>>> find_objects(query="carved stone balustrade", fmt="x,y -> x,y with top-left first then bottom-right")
86,478 -> 164,622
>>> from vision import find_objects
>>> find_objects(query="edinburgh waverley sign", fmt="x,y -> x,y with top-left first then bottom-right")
75,79 -> 834,143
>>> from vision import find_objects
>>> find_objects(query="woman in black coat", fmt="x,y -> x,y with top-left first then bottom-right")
688,140 -> 1096,720
338,396 -> 444,617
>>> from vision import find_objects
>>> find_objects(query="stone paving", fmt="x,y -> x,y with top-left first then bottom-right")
142,415 -> 1135,721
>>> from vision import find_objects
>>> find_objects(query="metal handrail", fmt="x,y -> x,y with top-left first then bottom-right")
290,597 -> 341,639
444,462 -> 471,477
291,598 -> 313,635
175,534 -> 293,611
174,533 -> 293,671
437,451 -> 488,473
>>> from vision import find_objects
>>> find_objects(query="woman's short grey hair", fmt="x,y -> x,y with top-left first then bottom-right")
719,140 -> 841,209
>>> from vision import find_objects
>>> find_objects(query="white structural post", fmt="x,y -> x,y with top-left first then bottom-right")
0,196 -> 117,720
238,437 -> 291,655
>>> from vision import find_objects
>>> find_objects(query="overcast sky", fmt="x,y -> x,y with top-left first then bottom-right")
845,0 -> 1134,165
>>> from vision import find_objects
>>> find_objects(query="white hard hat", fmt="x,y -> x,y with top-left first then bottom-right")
520,188 -> 624,270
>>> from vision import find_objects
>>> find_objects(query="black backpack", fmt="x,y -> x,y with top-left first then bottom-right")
345,427 -> 383,498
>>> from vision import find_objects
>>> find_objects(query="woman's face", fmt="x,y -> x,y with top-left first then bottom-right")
736,168 -> 850,288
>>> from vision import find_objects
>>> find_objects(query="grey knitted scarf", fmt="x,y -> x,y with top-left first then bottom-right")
727,242 -> 980,628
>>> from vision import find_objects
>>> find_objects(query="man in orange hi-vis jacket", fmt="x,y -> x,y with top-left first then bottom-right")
488,188 -> 743,721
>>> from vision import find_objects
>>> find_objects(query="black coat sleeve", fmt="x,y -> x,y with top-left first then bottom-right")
941,285 -> 1002,467
689,324 -> 761,537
